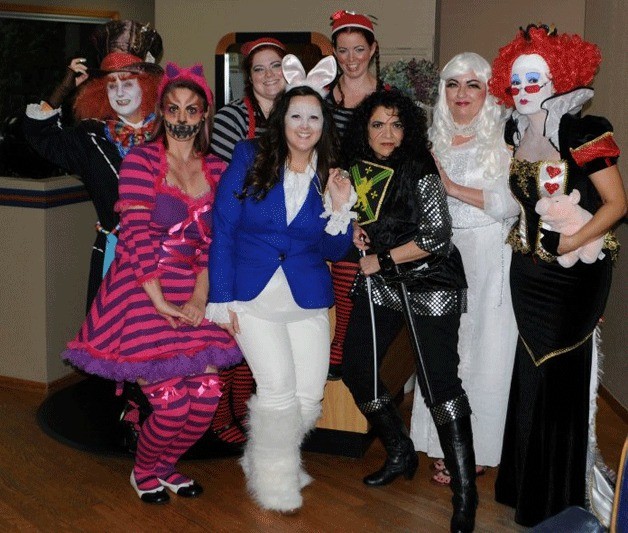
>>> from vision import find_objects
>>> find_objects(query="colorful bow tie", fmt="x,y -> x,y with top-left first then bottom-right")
106,113 -> 156,157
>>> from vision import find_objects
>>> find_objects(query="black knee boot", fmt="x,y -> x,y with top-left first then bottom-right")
432,395 -> 478,533
360,395 -> 418,486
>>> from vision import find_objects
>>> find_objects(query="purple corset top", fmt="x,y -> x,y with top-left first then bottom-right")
152,191 -> 213,273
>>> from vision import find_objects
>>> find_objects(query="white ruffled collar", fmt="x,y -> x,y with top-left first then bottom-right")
511,87 -> 594,150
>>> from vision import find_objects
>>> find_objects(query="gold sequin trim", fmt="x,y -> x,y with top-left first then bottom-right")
570,131 -> 615,154
506,221 -> 531,254
521,330 -> 595,367
603,231 -> 620,263
511,229 -> 618,264
510,159 -> 536,199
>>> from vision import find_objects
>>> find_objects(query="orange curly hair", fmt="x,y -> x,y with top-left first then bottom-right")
489,24 -> 601,108
73,72 -> 162,121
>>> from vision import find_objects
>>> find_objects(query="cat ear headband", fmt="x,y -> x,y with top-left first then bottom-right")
157,62 -> 214,107
282,54 -> 337,97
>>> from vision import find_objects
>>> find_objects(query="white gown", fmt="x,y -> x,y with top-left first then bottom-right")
409,140 -> 519,466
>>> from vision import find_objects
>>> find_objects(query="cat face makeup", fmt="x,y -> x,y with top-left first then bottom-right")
162,87 -> 207,141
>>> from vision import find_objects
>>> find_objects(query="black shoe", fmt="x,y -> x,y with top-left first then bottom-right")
362,400 -> 418,486
130,471 -> 170,504
327,363 -> 343,381
159,477 -> 204,498
432,397 -> 478,533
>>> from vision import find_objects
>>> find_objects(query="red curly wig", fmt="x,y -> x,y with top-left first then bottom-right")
73,72 -> 162,121
489,24 -> 601,108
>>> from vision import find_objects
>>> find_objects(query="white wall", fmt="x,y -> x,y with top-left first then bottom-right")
585,0 -> 628,408
437,0 -> 586,67
156,0 -> 437,89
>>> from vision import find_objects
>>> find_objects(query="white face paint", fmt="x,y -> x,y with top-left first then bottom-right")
510,54 -> 554,116
284,95 -> 323,157
106,73 -> 143,122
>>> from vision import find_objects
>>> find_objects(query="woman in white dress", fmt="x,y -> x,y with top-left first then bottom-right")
410,52 -> 519,483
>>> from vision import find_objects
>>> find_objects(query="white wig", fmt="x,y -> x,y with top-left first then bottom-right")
429,52 -> 510,180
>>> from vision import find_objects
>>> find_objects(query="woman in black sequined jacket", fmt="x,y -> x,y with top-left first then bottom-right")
341,90 -> 477,533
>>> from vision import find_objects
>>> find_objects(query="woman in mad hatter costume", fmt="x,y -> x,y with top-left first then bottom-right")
23,20 -> 167,456
23,19 -> 163,309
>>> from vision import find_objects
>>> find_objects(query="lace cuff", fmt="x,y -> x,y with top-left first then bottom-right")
321,188 -> 358,235
25,102 -> 60,121
205,301 -> 243,323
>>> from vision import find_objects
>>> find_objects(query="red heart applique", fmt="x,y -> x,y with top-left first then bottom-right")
544,182 -> 560,195
546,166 -> 562,178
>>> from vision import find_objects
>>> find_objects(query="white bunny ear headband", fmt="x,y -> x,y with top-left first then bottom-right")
282,54 -> 337,97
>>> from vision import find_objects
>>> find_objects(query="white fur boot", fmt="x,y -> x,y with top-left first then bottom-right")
298,403 -> 322,489
240,395 -> 303,513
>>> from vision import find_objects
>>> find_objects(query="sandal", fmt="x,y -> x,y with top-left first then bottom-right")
431,459 -> 446,472
431,468 -> 451,485
430,465 -> 487,486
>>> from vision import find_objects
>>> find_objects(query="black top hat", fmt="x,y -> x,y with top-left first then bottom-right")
89,20 -> 163,76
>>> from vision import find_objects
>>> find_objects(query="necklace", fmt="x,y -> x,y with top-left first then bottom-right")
312,174 -> 324,198
337,76 -> 378,109
452,118 -> 478,137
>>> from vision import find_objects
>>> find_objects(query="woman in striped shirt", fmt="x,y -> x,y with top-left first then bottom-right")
210,37 -> 287,162
208,37 -> 287,450
326,11 -> 388,379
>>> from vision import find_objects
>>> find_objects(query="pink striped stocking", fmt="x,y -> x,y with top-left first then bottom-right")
134,377 -> 190,492
155,373 -> 222,485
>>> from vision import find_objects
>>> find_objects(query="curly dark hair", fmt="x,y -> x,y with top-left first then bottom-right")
341,89 -> 430,167
239,86 -> 339,201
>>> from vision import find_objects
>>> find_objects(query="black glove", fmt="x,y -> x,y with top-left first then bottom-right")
46,67 -> 77,109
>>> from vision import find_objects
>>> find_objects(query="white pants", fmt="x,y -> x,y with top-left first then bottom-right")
235,310 -> 330,416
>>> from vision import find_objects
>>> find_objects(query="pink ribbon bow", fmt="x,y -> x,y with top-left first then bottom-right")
195,377 -> 222,398
169,203 -> 212,244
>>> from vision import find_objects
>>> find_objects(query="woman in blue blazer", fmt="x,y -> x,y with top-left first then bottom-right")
206,56 -> 356,513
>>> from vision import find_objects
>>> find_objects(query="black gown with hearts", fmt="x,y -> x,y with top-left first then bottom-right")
494,110 -> 620,527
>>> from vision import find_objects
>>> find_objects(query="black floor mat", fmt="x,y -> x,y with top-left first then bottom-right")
36,375 -> 242,459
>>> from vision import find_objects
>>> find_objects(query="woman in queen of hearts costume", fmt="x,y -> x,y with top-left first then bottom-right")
489,24 -> 626,526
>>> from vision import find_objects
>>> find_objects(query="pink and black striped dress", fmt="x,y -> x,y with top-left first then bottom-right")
63,142 -> 242,383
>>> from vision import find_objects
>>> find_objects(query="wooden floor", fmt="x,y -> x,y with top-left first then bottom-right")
0,387 -> 625,533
